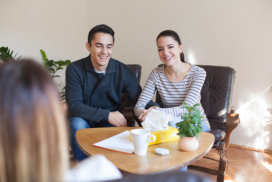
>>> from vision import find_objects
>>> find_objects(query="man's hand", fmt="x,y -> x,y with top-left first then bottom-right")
138,106 -> 159,121
109,111 -> 127,127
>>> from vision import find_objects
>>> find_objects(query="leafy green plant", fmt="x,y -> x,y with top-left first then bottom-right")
0,47 -> 70,101
40,49 -> 71,78
176,103 -> 203,138
0,46 -> 21,62
40,49 -> 71,101
59,82 -> 66,101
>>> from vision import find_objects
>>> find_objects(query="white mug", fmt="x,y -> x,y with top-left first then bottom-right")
131,129 -> 156,156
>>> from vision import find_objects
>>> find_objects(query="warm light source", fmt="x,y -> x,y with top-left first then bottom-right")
261,161 -> 272,172
233,85 -> 272,150
187,50 -> 196,64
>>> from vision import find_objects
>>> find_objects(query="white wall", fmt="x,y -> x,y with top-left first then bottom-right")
1,0 -> 272,150
0,0 -> 88,84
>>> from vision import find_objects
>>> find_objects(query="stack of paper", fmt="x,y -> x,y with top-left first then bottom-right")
92,131 -> 134,154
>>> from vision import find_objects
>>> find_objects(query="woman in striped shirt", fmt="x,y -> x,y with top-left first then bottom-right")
134,30 -> 210,131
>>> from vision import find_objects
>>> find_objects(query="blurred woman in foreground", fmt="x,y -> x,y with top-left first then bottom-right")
0,60 -> 121,182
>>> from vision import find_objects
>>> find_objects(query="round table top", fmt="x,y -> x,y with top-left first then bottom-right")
76,127 -> 214,174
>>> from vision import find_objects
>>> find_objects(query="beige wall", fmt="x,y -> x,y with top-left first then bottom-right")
0,0 -> 88,83
1,0 -> 272,150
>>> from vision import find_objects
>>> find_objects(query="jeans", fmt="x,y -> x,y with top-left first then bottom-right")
168,116 -> 211,172
69,117 -> 115,161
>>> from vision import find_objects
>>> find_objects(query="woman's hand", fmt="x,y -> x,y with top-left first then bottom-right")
138,106 -> 159,121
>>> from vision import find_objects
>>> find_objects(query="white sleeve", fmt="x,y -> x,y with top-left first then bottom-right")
157,68 -> 206,116
134,69 -> 157,117
66,154 -> 122,181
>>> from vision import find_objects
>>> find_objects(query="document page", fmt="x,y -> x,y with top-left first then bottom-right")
92,131 -> 134,154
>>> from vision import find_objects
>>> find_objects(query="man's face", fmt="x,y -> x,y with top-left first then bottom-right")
86,32 -> 114,71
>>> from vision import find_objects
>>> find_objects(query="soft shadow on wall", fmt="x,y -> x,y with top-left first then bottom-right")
232,86 -> 272,151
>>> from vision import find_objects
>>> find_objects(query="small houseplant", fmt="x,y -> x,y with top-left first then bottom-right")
176,103 -> 204,151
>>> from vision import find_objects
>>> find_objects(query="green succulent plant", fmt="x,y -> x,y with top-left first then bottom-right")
0,46 -> 21,62
176,103 -> 204,138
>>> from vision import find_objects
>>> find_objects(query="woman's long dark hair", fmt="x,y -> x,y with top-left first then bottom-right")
156,30 -> 185,63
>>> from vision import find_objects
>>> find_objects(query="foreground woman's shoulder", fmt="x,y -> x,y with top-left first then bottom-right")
66,154 -> 122,181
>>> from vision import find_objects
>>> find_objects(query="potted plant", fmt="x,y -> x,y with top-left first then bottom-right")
40,49 -> 71,101
176,103 -> 203,151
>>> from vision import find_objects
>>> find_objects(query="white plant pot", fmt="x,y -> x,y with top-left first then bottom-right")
178,136 -> 199,152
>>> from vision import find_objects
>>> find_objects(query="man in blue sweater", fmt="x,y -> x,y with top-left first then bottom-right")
66,24 -> 156,161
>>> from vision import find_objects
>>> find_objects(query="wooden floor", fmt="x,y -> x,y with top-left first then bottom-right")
70,146 -> 272,181
188,146 -> 272,182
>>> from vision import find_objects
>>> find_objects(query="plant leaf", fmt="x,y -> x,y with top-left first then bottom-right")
183,103 -> 189,107
193,103 -> 200,107
0,46 -> 20,62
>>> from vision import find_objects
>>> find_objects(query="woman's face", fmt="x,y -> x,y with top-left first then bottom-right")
157,36 -> 182,66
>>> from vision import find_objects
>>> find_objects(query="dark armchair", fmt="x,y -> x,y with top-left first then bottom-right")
187,65 -> 240,182
121,64 -> 142,127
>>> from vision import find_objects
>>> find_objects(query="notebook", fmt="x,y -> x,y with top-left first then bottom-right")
92,131 -> 134,154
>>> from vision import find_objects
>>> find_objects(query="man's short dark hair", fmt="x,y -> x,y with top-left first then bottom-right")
87,24 -> 115,46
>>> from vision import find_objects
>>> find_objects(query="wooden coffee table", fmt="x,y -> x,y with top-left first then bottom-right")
76,127 -> 214,174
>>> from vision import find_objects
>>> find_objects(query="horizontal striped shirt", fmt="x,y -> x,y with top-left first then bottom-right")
135,64 -> 210,127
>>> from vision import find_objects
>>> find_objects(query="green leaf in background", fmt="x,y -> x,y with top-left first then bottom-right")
40,49 -> 48,65
59,82 -> 66,101
40,49 -> 71,100
0,46 -> 21,62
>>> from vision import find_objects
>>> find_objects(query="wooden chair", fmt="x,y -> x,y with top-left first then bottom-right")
153,65 -> 240,182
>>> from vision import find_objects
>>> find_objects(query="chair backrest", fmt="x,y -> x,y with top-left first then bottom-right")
126,64 -> 142,84
156,65 -> 236,131
197,65 -> 236,131
121,64 -> 142,107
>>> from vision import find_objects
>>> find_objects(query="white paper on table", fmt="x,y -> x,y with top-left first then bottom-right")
92,131 -> 134,154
